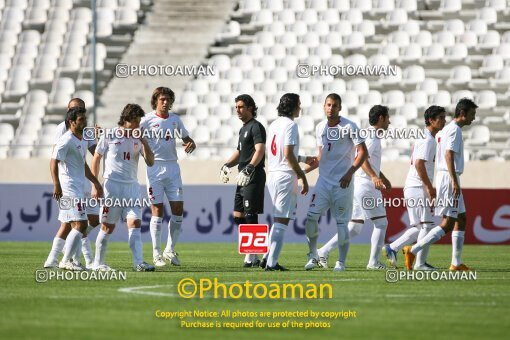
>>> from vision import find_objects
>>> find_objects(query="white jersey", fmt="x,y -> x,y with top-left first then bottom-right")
51,131 -> 88,197
54,121 -> 96,149
405,129 -> 436,188
356,127 -> 382,179
139,111 -> 189,162
267,116 -> 299,173
316,118 -> 365,186
95,128 -> 143,184
436,120 -> 464,174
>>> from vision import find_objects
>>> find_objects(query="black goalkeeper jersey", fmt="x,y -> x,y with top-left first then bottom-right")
237,118 -> 266,171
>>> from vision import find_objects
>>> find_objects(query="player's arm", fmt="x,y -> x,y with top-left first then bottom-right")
285,145 -> 308,195
302,147 -> 321,173
339,142 -> 368,188
249,142 -> 265,167
379,171 -> 392,191
182,136 -> 196,153
445,149 -> 460,197
140,137 -> 155,166
361,151 -> 384,190
224,150 -> 240,168
415,159 -> 435,200
50,158 -> 62,200
85,162 -> 103,199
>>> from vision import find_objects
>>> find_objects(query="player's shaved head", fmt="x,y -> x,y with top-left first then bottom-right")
424,105 -> 446,126
67,98 -> 85,110
118,104 -> 145,126
151,87 -> 175,110
277,93 -> 300,117
325,93 -> 341,105
368,105 -> 389,126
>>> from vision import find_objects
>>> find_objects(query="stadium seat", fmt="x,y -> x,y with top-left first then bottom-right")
431,90 -> 452,108
382,90 -> 405,109
331,0 -> 350,12
352,0 -> 372,12
400,20 -> 420,37
439,0 -> 461,13
361,90 -> 382,106
384,8 -> 407,27
422,44 -> 445,62
465,125 -> 490,146
347,78 -> 369,96
452,90 -> 475,105
447,65 -> 472,86
467,19 -> 488,36
396,103 -> 418,121
476,90 -> 497,110
355,20 -> 375,37
401,65 -> 425,86
333,20 -> 353,37
399,43 -> 422,62
444,43 -> 468,63
407,90 -> 429,110
479,55 -> 504,76
444,19 -> 464,36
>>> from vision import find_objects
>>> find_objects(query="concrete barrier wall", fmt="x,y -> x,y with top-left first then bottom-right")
0,159 -> 509,188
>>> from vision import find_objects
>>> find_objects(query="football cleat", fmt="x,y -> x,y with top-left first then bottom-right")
260,258 -> 267,269
264,263 -> 289,271
318,255 -> 329,268
382,244 -> 398,268
414,262 -> 439,271
449,263 -> 471,271
333,261 -> 345,272
72,260 -> 87,271
304,252 -> 321,270
153,255 -> 166,267
402,246 -> 415,270
163,250 -> 180,266
135,262 -> 156,272
94,264 -> 116,272
243,258 -> 261,268
366,262 -> 386,270
43,259 -> 58,268
59,260 -> 84,271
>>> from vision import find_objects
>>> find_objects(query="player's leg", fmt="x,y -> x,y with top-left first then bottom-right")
233,185 -> 251,266
333,183 -> 354,272
242,174 -> 266,267
367,216 -> 388,269
451,210 -> 468,270
44,222 -> 71,268
162,164 -> 184,265
407,172 -> 459,269
265,173 -> 294,271
304,179 -> 329,270
127,216 -> 155,272
163,200 -> 183,266
414,222 -> 436,270
93,181 -> 122,271
60,219 -> 88,270
148,176 -> 166,265
79,202 -> 100,269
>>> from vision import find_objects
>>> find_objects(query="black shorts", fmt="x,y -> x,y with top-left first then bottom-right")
234,168 -> 265,214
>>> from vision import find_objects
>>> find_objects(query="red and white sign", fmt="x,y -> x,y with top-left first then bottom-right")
385,189 -> 510,244
238,224 -> 269,254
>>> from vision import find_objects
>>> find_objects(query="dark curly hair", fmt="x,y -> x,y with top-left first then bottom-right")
118,104 -> 145,126
277,93 -> 300,117
424,105 -> 446,126
235,94 -> 258,117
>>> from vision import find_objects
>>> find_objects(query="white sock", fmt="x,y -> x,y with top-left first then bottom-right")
72,239 -> 82,263
81,237 -> 93,266
262,226 -> 274,261
389,227 -> 419,252
129,228 -> 144,266
415,224 -> 433,266
244,254 -> 259,263
451,230 -> 465,266
337,223 -> 350,264
368,218 -> 387,266
150,216 -> 163,258
318,234 -> 338,258
61,229 -> 83,264
411,226 -> 445,254
94,230 -> 110,267
46,237 -> 65,264
164,215 -> 183,253
267,223 -> 286,268
348,221 -> 364,238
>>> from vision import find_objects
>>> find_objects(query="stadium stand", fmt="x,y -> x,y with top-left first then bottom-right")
1,0 -> 510,162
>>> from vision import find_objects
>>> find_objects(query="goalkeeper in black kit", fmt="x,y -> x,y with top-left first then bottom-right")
220,94 -> 267,267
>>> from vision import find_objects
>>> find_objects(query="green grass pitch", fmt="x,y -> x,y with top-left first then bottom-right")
0,242 -> 509,340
